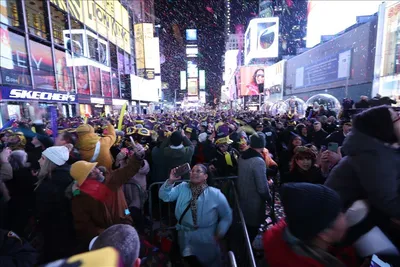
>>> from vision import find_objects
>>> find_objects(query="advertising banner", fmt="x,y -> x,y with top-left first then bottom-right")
49,106 -> 58,139
180,71 -> 187,90
0,31 -> 31,87
54,49 -> 73,92
134,23 -> 155,78
29,40 -> 56,90
89,66 -> 101,95
240,66 -> 265,96
264,60 -> 285,102
50,0 -> 131,53
1,86 -> 77,103
245,17 -> 279,65
294,50 -> 351,89
187,78 -> 198,96
76,66 -> 89,94
102,71 -> 112,97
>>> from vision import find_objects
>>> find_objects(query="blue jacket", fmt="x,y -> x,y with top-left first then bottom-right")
159,181 -> 232,266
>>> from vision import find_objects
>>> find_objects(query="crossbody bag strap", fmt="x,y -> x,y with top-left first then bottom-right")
178,201 -> 192,225
178,190 -> 205,225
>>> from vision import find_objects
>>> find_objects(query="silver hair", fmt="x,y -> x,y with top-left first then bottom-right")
92,224 -> 140,267
9,150 -> 27,170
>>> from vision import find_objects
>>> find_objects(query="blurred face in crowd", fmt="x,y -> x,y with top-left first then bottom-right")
38,155 -> 46,168
390,109 -> 400,142
301,127 -> 307,136
32,136 -> 42,147
343,124 -> 352,135
317,213 -> 348,244
87,167 -> 105,183
190,165 -> 208,185
55,133 -> 66,146
296,157 -> 312,171
217,143 -> 229,153
292,136 -> 302,147
314,122 -> 322,132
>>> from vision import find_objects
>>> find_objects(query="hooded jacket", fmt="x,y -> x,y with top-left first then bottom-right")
325,130 -> 400,218
76,123 -> 116,171
123,159 -> 149,209
237,148 -> 271,227
162,135 -> 194,180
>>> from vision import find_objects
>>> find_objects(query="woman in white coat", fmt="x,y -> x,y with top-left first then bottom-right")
159,164 -> 232,267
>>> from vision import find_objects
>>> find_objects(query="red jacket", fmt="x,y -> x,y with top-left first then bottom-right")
263,220 -> 358,267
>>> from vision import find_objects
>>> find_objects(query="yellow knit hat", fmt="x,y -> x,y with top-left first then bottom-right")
76,124 -> 95,135
70,161 -> 98,186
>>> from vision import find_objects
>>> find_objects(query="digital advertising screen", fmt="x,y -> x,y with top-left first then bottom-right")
186,29 -> 197,41
240,66 -> 265,96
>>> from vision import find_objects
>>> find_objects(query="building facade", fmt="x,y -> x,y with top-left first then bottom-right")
0,0 -> 140,124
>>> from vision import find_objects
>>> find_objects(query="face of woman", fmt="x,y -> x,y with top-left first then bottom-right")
292,137 -> 302,147
190,165 -> 208,185
255,70 -> 264,85
301,127 -> 307,136
296,158 -> 312,171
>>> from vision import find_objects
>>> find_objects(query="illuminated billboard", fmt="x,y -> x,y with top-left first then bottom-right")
186,29 -> 197,41
264,60 -> 285,102
180,71 -> 187,90
187,60 -> 198,78
244,17 -> 279,65
187,78 -> 198,96
134,23 -> 155,79
199,70 -> 205,89
50,0 -> 131,53
186,47 -> 198,57
240,66 -> 264,96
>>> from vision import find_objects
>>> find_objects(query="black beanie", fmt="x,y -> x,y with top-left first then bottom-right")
170,131 -> 183,146
353,105 -> 397,143
280,183 -> 341,241
250,132 -> 266,148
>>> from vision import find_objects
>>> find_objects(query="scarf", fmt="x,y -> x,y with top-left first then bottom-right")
189,182 -> 208,227
224,152 -> 233,166
79,179 -> 112,203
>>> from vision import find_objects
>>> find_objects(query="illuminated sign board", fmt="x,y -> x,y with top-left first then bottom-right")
50,0 -> 131,53
244,17 -> 279,65
180,71 -> 187,90
186,29 -> 197,41
2,88 -> 76,102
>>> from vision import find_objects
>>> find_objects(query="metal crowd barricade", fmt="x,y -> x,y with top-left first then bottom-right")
147,176 -> 256,267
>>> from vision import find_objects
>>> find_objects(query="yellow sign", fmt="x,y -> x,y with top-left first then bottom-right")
50,0 -> 131,53
134,23 -> 154,76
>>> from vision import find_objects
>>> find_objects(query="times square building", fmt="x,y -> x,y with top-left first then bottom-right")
0,0 -> 136,126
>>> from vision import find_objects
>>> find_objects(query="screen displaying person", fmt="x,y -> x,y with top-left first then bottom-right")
246,69 -> 264,96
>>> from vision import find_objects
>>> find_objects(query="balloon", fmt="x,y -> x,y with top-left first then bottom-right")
305,94 -> 342,115
283,96 -> 306,118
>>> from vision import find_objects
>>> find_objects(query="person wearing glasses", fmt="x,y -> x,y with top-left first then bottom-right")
245,69 -> 264,96
159,164 -> 232,267
326,106 -> 400,252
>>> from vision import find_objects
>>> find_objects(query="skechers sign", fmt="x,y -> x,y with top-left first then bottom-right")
2,87 -> 76,103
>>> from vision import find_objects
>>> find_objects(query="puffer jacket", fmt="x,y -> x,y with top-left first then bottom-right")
123,160 -> 149,210
325,130 -> 400,218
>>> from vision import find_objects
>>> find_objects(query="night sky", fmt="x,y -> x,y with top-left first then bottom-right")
155,0 -> 258,103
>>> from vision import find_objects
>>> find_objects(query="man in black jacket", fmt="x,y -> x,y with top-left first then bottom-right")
0,229 -> 38,266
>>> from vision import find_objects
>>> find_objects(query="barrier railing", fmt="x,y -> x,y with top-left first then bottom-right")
147,176 -> 256,267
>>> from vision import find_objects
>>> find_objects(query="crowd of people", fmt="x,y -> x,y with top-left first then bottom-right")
0,103 -> 399,266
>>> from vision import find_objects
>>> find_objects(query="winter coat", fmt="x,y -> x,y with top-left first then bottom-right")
159,181 -> 232,267
77,123 -> 116,170
35,164 -> 75,261
325,130 -> 346,147
123,160 -> 149,210
210,148 -> 239,177
263,220 -> 356,267
0,162 -> 12,203
237,148 -> 271,227
312,129 -> 328,149
162,136 -> 195,180
151,145 -> 166,182
71,156 -> 143,245
325,130 -> 400,218
282,166 -> 326,185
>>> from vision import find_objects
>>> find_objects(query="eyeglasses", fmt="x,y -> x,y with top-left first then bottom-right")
256,74 -> 264,78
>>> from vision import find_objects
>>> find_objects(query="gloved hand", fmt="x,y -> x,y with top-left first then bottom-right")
133,143 -> 145,160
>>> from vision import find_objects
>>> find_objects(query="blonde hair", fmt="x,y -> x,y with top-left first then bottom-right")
35,156 -> 58,190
